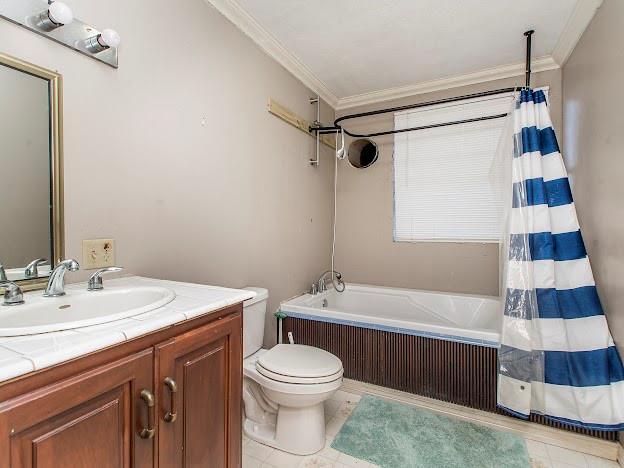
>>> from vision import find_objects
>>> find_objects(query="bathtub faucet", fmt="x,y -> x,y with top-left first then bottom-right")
311,270 -> 344,295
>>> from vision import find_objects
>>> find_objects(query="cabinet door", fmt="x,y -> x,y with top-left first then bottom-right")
156,313 -> 242,468
0,349 -> 155,468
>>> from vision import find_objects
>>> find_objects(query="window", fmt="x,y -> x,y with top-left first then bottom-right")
393,93 -> 514,243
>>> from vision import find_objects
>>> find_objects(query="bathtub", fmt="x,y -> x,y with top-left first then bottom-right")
277,283 -> 612,440
280,283 -> 501,347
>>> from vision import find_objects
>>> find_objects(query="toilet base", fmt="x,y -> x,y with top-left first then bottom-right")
243,401 -> 326,455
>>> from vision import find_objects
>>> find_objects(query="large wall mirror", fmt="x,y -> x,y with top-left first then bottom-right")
0,53 -> 63,290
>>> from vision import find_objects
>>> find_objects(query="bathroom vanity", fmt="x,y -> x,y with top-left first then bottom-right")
0,277 -> 252,468
0,51 -> 258,467
0,44 -> 262,467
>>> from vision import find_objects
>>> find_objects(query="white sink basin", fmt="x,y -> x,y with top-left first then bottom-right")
0,286 -> 176,336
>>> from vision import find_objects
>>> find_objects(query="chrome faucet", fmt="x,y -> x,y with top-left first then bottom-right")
87,266 -> 123,291
0,261 -> 6,282
43,259 -> 80,297
25,258 -> 47,278
310,270 -> 344,295
0,281 -> 24,306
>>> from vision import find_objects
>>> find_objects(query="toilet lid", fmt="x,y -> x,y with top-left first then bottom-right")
256,344 -> 343,382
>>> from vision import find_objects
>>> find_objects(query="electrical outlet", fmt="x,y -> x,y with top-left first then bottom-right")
82,239 -> 116,270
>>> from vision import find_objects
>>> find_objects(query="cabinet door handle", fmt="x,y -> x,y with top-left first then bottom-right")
163,377 -> 178,423
139,389 -> 156,439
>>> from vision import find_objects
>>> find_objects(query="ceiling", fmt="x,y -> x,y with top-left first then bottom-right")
207,0 -> 602,108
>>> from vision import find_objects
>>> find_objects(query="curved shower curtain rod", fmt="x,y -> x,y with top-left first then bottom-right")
311,30 -> 535,139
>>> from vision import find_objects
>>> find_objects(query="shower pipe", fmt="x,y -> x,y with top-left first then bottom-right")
310,30 -> 535,139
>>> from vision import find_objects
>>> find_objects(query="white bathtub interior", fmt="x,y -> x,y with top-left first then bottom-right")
281,283 -> 501,345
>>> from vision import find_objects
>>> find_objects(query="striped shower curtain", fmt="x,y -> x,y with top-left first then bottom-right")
497,89 -> 624,430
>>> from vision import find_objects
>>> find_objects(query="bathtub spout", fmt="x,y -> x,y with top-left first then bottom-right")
315,270 -> 344,293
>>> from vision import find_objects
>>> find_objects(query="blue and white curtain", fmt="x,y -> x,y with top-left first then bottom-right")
497,89 -> 624,430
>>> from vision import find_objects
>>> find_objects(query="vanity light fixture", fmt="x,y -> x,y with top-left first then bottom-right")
34,1 -> 73,31
83,28 -> 120,53
1,0 -> 119,67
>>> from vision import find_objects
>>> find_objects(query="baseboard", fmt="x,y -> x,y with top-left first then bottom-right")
341,378 -> 619,461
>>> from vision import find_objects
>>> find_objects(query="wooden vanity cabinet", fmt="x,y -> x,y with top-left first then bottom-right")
156,313 -> 242,468
0,304 -> 243,468
0,349 -> 155,468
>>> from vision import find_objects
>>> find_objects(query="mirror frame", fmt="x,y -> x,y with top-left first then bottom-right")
0,52 -> 64,291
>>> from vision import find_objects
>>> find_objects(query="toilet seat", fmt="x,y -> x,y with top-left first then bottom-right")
256,344 -> 343,384
256,365 -> 343,384
244,353 -> 342,395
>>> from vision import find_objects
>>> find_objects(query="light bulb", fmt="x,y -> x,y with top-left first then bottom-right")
99,29 -> 121,48
35,1 -> 74,30
83,28 -> 121,53
47,1 -> 73,26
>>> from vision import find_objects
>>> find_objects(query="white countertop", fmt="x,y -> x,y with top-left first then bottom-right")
0,276 -> 255,383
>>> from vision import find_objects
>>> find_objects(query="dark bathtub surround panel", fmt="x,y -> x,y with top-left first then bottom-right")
282,317 -> 617,442
283,318 -> 498,409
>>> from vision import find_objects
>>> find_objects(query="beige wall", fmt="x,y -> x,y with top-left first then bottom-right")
0,65 -> 51,268
335,70 -> 562,296
562,0 -> 624,357
0,0 -> 335,345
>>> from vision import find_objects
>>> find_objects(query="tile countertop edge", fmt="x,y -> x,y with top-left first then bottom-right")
0,276 -> 256,384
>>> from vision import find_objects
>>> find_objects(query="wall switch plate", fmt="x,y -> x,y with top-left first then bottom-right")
82,239 -> 116,270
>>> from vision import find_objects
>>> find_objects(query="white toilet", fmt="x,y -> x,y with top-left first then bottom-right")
242,287 -> 344,455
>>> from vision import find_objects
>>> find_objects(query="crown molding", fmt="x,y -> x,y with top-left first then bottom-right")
204,0 -> 339,108
336,56 -> 559,110
551,0 -> 603,66
205,0 -> 596,112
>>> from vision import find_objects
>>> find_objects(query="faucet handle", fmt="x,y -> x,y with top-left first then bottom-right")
87,267 -> 123,291
0,281 -> 24,306
25,258 -> 48,278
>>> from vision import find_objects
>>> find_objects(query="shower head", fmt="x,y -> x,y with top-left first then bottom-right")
336,128 -> 346,159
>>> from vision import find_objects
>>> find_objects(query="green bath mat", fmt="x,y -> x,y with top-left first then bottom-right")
331,395 -> 529,468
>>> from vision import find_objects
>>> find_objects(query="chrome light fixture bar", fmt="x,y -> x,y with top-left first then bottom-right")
0,0 -> 120,68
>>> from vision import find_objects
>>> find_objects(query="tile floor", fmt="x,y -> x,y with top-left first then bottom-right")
527,440 -> 619,468
242,388 -> 620,468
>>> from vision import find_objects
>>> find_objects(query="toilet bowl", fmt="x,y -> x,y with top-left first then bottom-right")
242,288 -> 343,455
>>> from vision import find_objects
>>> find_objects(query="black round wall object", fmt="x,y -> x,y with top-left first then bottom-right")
347,138 -> 379,169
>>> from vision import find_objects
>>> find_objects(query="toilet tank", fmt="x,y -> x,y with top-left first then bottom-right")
242,287 -> 269,358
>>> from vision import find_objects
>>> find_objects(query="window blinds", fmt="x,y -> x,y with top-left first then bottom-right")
393,93 -> 514,242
